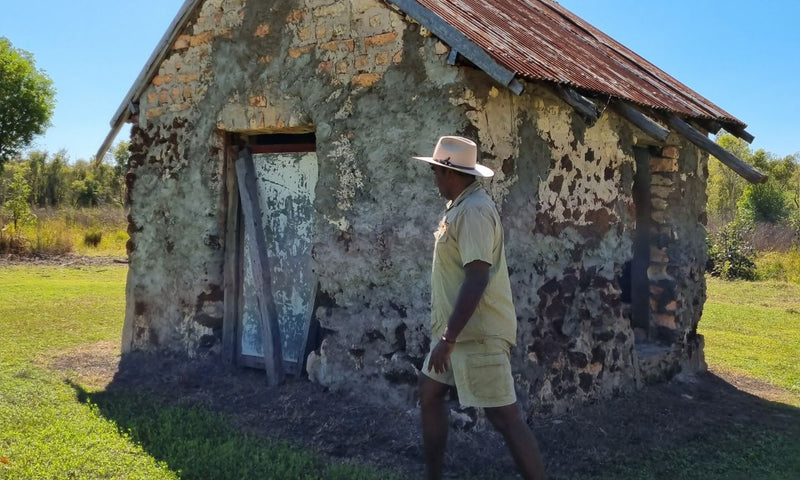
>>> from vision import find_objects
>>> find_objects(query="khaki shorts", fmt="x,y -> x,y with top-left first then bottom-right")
422,337 -> 516,408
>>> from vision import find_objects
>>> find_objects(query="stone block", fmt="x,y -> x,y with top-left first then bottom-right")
375,51 -> 389,66
173,35 -> 191,50
650,246 -> 669,263
355,54 -> 369,70
314,2 -> 347,18
650,156 -> 678,173
249,96 -> 268,107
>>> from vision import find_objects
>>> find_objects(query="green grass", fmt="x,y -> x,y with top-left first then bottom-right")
701,278 -> 800,399
0,265 -> 398,480
2,265 -> 799,480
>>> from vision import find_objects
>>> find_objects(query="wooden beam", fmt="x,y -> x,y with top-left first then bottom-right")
221,144 -> 240,365
666,115 -> 767,184
388,0 -> 524,95
555,85 -> 599,126
724,124 -> 755,144
612,100 -> 670,143
235,147 -> 285,385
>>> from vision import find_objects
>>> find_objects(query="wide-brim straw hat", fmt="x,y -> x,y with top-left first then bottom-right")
412,136 -> 494,178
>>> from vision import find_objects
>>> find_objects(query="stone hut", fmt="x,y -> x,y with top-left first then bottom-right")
98,0 -> 764,417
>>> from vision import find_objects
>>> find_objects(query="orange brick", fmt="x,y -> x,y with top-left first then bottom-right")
171,86 -> 183,102
319,40 -> 338,52
318,61 -> 333,73
336,61 -> 349,74
365,31 -> 398,47
655,314 -> 676,329
352,73 -> 381,87
392,51 -> 403,64
177,73 -> 200,83
650,156 -> 678,173
286,9 -> 306,23
146,107 -> 164,119
147,92 -> 158,104
258,55 -> 273,64
190,31 -> 214,47
661,146 -> 680,159
158,90 -> 171,105
375,52 -> 389,66
152,75 -> 174,86
288,45 -> 313,58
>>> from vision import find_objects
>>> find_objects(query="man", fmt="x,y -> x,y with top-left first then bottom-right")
412,136 -> 546,480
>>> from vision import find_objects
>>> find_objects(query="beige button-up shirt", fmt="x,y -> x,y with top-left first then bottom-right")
430,181 -> 517,345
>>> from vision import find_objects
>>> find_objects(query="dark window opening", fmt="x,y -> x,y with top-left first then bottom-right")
250,132 -> 316,154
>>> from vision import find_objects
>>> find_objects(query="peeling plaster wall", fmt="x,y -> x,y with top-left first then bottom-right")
124,0 -> 711,416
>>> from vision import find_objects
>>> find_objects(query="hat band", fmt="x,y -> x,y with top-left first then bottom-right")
435,157 -> 474,172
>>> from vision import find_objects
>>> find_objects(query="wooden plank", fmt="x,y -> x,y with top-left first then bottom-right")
235,147 -> 285,385
388,0 -> 524,95
666,114 -> 767,184
555,85 -> 599,125
612,100 -> 670,143
221,145 -> 240,365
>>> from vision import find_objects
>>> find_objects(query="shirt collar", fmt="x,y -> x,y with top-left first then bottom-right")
446,181 -> 482,211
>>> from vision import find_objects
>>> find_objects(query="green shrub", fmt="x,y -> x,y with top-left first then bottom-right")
756,249 -> 800,284
707,219 -> 757,280
84,230 -> 103,247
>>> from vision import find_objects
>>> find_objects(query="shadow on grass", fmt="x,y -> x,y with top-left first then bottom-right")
68,353 -> 413,480
69,352 -> 800,480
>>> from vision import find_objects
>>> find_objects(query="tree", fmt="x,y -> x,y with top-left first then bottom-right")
707,134 -> 751,223
0,38 -> 56,170
1,162 -> 34,231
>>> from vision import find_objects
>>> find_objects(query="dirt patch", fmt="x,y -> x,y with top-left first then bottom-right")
47,344 -> 799,479
0,253 -> 127,267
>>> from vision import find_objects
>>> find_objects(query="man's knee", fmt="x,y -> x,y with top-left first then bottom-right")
485,403 -> 523,433
419,374 -> 449,408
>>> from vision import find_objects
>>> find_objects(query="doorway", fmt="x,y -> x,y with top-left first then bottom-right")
236,134 -> 319,375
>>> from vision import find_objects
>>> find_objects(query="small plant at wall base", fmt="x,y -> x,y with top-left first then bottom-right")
707,219 -> 757,280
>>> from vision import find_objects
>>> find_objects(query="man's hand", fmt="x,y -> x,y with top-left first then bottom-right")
427,339 -> 456,374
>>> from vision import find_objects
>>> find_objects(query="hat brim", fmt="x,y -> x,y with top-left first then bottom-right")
412,156 -> 494,178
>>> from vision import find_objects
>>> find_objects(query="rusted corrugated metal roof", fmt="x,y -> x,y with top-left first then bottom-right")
415,0 -> 745,128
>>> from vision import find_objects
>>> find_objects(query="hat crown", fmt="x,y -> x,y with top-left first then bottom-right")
433,136 -> 477,169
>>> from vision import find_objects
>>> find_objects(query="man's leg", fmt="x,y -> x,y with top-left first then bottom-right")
484,402 -> 546,480
419,373 -> 451,480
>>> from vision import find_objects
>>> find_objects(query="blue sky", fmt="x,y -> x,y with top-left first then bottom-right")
2,1 -> 798,161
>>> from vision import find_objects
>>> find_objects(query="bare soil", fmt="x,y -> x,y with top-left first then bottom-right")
46,341 -> 800,480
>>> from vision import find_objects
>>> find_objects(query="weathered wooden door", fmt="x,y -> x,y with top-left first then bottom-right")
239,152 -> 318,374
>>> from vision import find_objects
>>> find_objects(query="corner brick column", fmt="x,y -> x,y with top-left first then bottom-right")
647,146 -> 681,343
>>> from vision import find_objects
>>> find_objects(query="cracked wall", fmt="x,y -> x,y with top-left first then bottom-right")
124,0 -> 710,416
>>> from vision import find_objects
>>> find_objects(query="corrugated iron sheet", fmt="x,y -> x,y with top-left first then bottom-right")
415,0 -> 745,128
